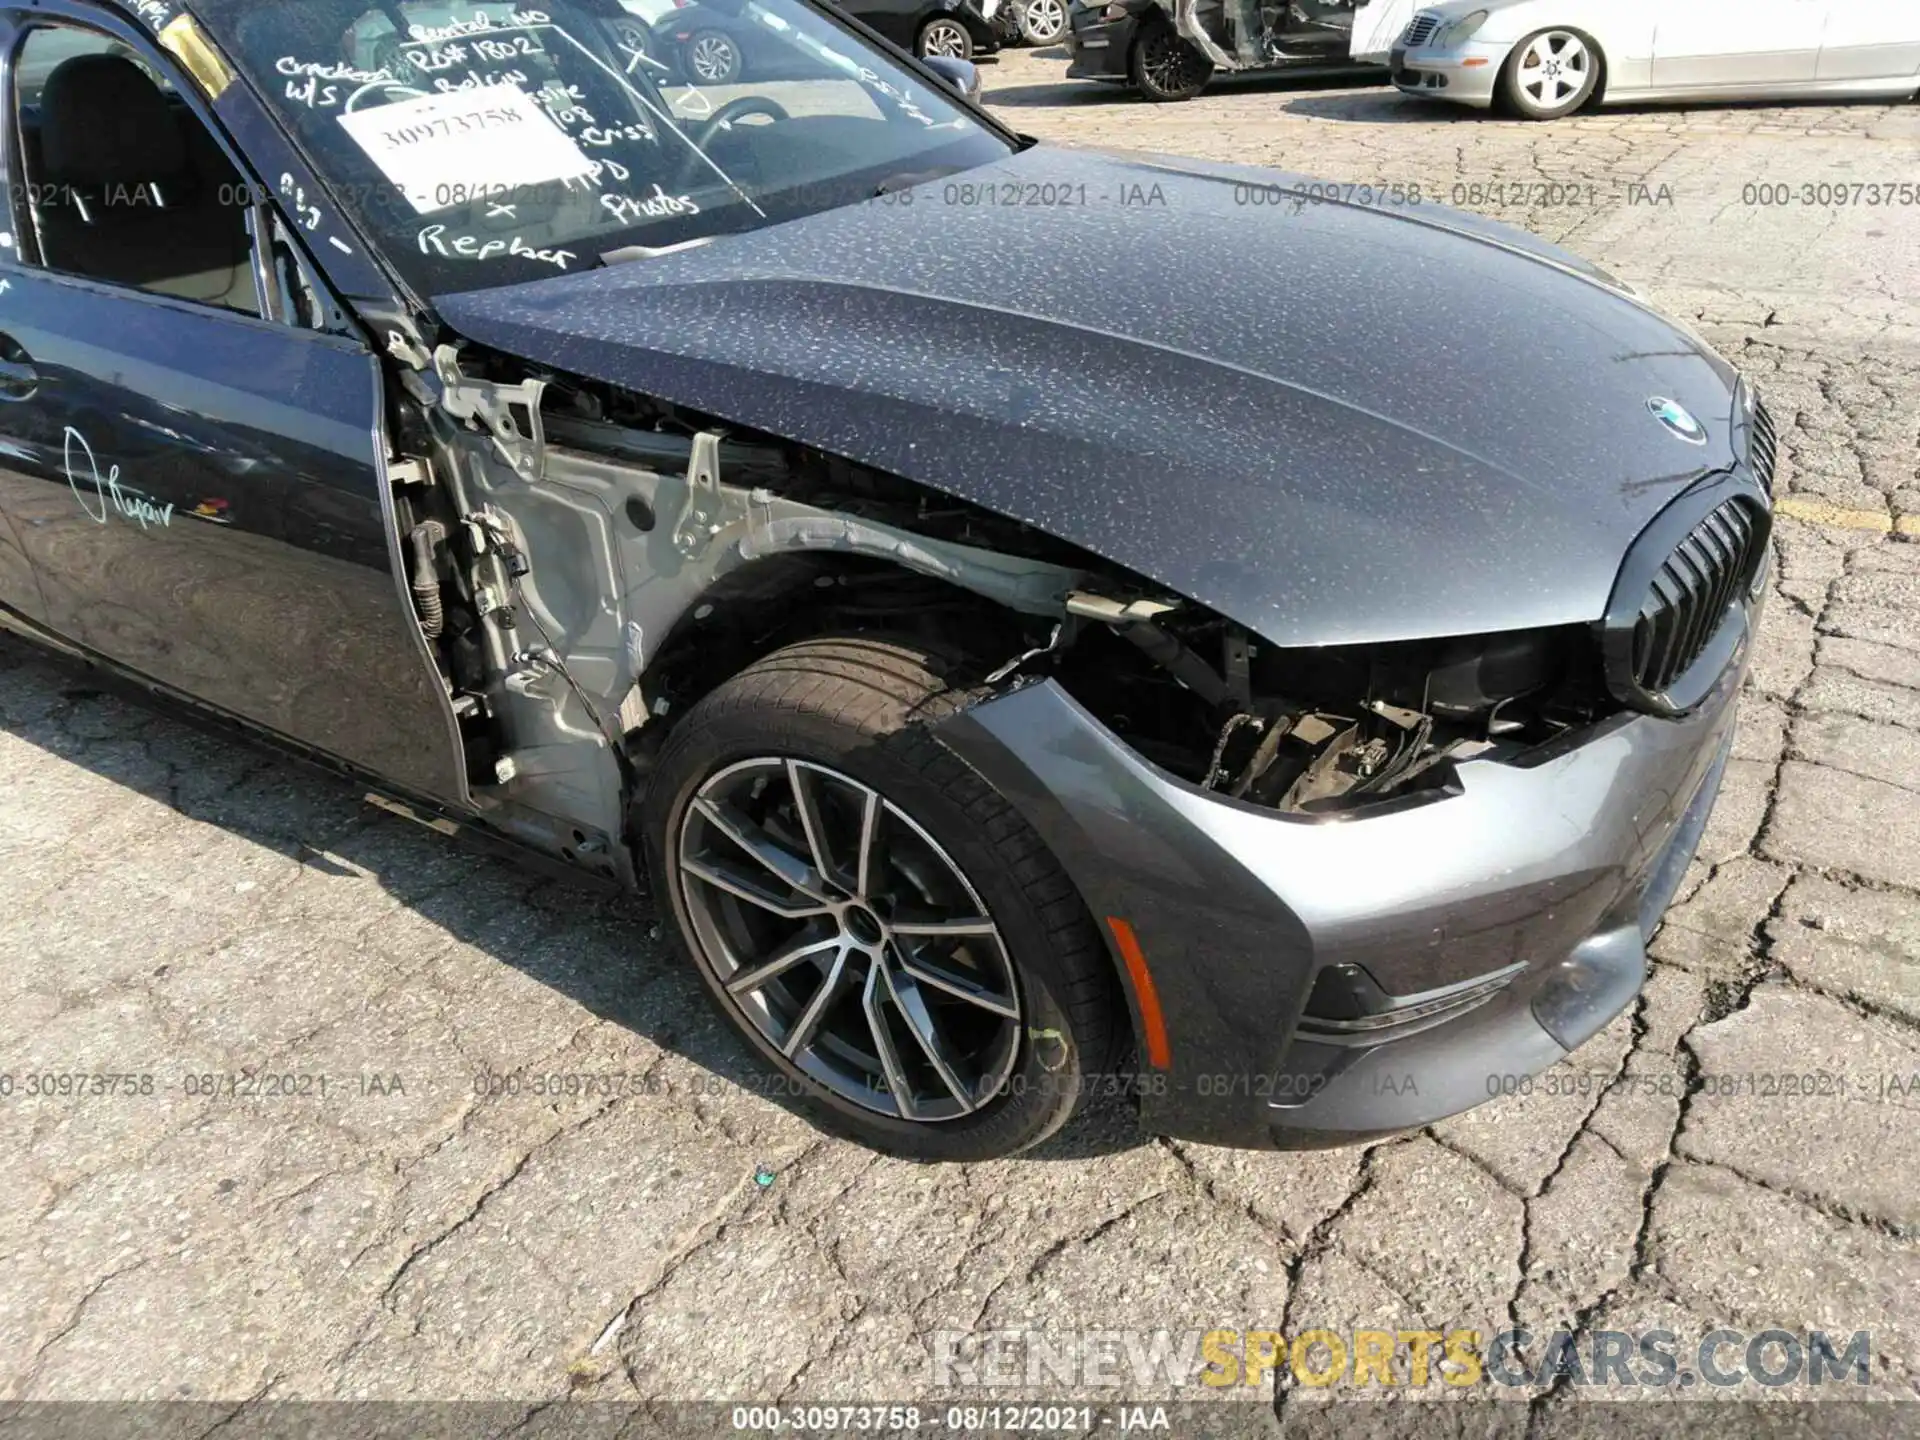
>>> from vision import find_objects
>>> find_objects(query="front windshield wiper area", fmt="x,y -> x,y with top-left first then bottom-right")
871,165 -> 974,198
598,235 -> 724,268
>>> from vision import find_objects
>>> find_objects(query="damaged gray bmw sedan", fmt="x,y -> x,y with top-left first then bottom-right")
0,0 -> 1771,1159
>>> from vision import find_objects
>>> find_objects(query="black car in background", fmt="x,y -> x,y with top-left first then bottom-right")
663,0 -> 997,76
629,0 -> 994,78
832,0 -> 1001,57
1068,0 -> 1375,100
657,0 -> 791,79
1,0 -> 1767,1162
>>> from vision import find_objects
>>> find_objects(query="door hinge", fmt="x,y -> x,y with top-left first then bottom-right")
673,429 -> 726,557
432,344 -> 548,483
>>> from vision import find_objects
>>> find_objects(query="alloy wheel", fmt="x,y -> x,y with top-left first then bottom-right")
920,19 -> 972,58
1022,0 -> 1067,45
1139,31 -> 1208,97
611,18 -> 652,67
1516,30 -> 1589,111
676,757 -> 1023,1122
688,32 -> 740,82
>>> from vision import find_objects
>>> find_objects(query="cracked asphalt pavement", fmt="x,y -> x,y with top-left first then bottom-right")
4,49 -> 1920,1426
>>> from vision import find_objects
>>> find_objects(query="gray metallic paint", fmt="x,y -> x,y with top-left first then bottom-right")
436,142 -> 1743,650
933,585 -> 1750,1146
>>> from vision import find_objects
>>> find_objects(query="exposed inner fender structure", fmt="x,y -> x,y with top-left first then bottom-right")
393,348 -> 1626,888
410,353 -> 1086,866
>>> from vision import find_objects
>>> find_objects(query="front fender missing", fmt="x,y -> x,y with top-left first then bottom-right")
431,404 -> 1085,851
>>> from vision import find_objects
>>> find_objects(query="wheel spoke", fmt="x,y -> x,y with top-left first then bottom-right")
896,947 -> 1019,1018
781,944 -> 852,1058
862,965 -> 920,1120
785,760 -> 843,890
855,790 -> 882,897
890,910 -> 998,938
682,856 -> 831,919
727,932 -> 843,997
881,961 -> 976,1112
693,795 -> 827,901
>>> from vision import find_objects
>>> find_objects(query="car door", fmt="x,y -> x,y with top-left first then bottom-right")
0,7 -> 465,804
1651,0 -> 1828,89
1281,0 -> 1360,56
826,0 -> 924,49
1817,0 -> 1920,81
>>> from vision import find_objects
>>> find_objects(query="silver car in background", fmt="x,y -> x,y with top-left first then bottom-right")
1392,0 -> 1920,119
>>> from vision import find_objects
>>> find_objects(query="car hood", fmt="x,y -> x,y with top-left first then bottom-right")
436,144 -> 1741,647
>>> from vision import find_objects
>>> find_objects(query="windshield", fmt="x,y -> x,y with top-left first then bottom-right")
192,0 -> 1011,293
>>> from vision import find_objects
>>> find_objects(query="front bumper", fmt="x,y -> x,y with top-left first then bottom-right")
935,616 -> 1752,1148
1390,38 -> 1508,107
1064,5 -> 1137,79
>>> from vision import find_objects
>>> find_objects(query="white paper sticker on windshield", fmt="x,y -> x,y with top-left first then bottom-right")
337,83 -> 595,215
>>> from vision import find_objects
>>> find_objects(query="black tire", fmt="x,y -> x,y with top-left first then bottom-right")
1129,23 -> 1212,101
1018,0 -> 1068,46
916,15 -> 975,60
608,16 -> 654,68
683,28 -> 743,84
642,636 -> 1122,1162
1496,27 -> 1600,120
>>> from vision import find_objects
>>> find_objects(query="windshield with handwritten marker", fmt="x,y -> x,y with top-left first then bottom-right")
193,0 -> 1007,291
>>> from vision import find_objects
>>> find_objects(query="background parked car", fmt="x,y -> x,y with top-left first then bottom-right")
1065,0 -> 1377,101
659,0 -> 785,81
1394,0 -> 1920,120
615,0 -> 684,65
829,0 -> 1003,58
655,0 -> 999,78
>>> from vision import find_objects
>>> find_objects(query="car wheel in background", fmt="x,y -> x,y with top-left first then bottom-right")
685,28 -> 743,83
1130,23 -> 1212,101
608,16 -> 655,69
643,636 -> 1123,1161
917,16 -> 975,59
1498,28 -> 1599,120
1019,0 -> 1068,46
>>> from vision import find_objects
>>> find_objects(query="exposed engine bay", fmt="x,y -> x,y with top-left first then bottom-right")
388,343 -> 1620,872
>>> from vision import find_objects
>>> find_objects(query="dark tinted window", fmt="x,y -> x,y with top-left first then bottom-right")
13,23 -> 260,314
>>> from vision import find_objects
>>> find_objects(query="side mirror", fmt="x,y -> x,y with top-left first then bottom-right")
921,54 -> 982,101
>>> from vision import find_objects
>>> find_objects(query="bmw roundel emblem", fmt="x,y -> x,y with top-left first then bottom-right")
1647,396 -> 1708,445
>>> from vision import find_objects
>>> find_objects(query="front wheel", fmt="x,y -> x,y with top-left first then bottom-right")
683,28 -> 743,84
643,636 -> 1123,1161
917,16 -> 975,59
1019,0 -> 1068,46
1498,28 -> 1599,120
1130,24 -> 1212,101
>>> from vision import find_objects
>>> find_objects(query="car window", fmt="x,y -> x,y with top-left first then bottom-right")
10,22 -> 262,316
190,0 -> 1013,296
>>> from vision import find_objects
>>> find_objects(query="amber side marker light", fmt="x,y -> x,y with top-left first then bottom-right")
1462,57 -> 1490,67
1104,916 -> 1172,1070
